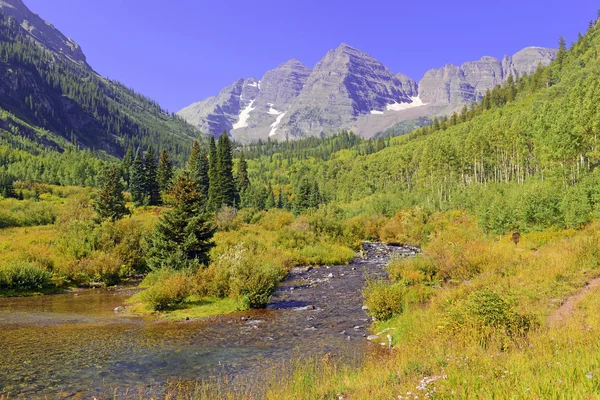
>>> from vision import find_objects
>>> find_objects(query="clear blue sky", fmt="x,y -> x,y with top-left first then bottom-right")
24,0 -> 599,112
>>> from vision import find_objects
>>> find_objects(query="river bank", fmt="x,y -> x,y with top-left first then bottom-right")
0,243 -> 416,398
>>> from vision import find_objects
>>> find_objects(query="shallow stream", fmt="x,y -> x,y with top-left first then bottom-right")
0,244 -> 417,398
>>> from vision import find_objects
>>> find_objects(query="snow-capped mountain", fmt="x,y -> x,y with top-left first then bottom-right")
178,44 -> 556,141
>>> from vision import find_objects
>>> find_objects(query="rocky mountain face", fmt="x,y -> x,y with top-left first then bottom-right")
179,45 -> 556,141
0,0 -> 88,66
419,47 -> 557,105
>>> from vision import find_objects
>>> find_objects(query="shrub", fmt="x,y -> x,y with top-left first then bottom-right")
443,288 -> 536,347
260,209 -> 294,231
0,261 -> 52,291
80,252 -> 124,285
97,219 -> 148,273
201,243 -> 288,309
363,279 -> 406,321
139,271 -> 190,311
292,243 -> 355,266
216,205 -> 238,231
0,198 -> 56,228
388,255 -> 439,285
379,207 -> 429,245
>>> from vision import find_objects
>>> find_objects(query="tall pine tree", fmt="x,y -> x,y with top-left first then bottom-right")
95,165 -> 129,222
215,132 -> 238,208
187,140 -> 209,197
146,172 -> 215,270
130,148 -> 146,206
157,149 -> 173,194
207,135 -> 218,209
121,145 -> 133,189
144,146 -> 161,206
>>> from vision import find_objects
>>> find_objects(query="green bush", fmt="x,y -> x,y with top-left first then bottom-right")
443,288 -> 536,347
139,271 -> 190,311
202,243 -> 287,309
0,198 -> 56,228
0,261 -> 52,291
363,279 -> 405,321
388,255 -> 439,285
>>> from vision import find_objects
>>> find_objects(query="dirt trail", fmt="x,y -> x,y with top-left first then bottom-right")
547,277 -> 600,328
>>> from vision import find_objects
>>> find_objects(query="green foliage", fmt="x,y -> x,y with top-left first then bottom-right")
0,198 -> 56,228
0,261 -> 52,291
144,146 -> 161,206
146,173 -> 215,270
0,167 -> 16,198
214,133 -> 238,208
94,165 -> 128,222
138,270 -> 190,311
130,148 -> 146,206
157,149 -> 174,193
443,288 -> 536,347
187,141 -> 209,197
363,279 -> 405,321
198,243 -> 286,309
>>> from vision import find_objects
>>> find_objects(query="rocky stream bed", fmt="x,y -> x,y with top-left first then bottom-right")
0,243 -> 418,398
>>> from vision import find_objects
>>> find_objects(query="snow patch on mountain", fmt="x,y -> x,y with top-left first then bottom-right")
232,99 -> 256,130
386,96 -> 427,111
269,111 -> 287,137
268,103 -> 282,115
370,110 -> 384,115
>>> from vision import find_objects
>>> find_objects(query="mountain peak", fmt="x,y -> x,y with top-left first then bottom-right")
278,58 -> 308,70
335,43 -> 359,52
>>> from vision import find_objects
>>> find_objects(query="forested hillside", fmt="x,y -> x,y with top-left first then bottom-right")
238,20 -> 600,233
0,14 -> 198,163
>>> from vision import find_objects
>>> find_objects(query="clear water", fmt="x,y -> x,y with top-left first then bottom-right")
0,244 -> 410,398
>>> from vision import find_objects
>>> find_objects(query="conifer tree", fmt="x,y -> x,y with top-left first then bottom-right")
95,165 -> 128,222
237,151 -> 250,190
460,105 -> 468,123
121,145 -> 133,188
130,148 -> 146,206
556,36 -> 567,71
144,146 -> 161,206
187,141 -> 210,197
187,141 -> 201,174
0,169 -> 16,199
157,149 -> 173,193
216,132 -> 238,208
208,135 -> 218,209
146,172 -> 215,270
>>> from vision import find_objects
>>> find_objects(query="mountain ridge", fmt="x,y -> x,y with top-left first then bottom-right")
179,44 -> 556,141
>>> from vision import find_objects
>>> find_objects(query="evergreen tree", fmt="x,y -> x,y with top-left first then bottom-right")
460,105 -> 468,123
144,146 -> 161,206
556,36 -> 567,71
157,149 -> 174,193
146,172 -> 215,270
238,151 -> 250,190
121,145 -> 133,189
216,132 -> 238,208
187,141 -> 210,197
0,169 -> 16,199
187,141 -> 201,174
208,135 -> 218,209
130,148 -> 146,206
265,183 -> 275,209
95,165 -> 129,222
